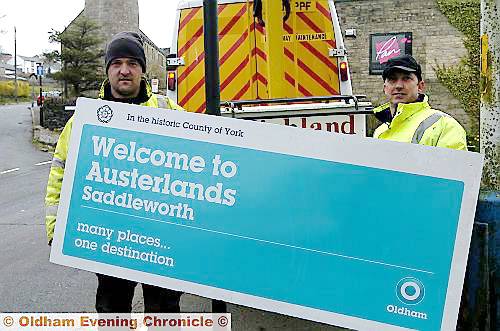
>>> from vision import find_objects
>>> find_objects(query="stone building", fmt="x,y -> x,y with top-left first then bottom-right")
67,0 -> 167,88
335,0 -> 471,132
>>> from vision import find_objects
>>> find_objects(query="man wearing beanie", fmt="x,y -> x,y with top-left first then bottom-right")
372,55 -> 467,150
45,31 -> 183,313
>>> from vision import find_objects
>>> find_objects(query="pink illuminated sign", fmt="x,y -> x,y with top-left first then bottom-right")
370,32 -> 412,74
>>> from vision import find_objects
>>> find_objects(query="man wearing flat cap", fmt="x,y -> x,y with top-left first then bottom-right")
372,55 -> 467,150
45,31 -> 183,313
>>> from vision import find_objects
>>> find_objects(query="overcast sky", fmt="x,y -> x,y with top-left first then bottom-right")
0,0 -> 180,56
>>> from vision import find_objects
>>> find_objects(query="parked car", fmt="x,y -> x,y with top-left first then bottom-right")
46,90 -> 62,97
37,94 -> 45,106
36,91 -> 62,106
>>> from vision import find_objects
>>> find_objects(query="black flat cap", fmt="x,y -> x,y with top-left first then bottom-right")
382,55 -> 422,81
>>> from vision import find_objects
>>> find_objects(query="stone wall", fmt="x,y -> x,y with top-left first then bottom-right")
141,33 -> 167,88
84,0 -> 140,45
41,104 -> 75,130
335,0 -> 471,132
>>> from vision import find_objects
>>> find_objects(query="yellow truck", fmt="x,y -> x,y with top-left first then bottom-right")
166,0 -> 371,136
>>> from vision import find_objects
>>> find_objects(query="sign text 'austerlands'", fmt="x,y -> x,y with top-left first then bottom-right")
82,135 -> 239,222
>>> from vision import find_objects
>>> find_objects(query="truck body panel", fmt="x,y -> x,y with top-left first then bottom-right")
169,0 -> 353,116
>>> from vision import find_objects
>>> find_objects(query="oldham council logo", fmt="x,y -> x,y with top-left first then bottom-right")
396,277 -> 425,305
97,105 -> 113,123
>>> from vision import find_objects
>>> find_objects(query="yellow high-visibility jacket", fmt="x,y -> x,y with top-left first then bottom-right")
373,95 -> 467,151
45,79 -> 183,243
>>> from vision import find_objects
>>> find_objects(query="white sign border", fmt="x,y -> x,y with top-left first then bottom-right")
50,98 -> 483,331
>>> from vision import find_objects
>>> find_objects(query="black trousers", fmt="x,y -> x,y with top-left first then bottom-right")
95,273 -> 182,313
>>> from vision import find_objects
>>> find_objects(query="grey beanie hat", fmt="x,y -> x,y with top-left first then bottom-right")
105,31 -> 146,73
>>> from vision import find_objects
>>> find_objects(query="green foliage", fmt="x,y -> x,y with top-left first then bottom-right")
0,81 -> 30,97
435,0 -> 480,151
47,16 -> 105,96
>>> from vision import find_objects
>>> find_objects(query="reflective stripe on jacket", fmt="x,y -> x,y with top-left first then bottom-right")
45,78 -> 183,243
372,95 -> 467,151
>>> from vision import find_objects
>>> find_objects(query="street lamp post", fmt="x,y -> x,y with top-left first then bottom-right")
202,0 -> 226,314
14,26 -> 17,103
203,0 -> 221,116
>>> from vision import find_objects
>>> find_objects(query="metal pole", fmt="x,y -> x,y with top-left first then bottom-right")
480,0 -> 500,190
31,80 -> 34,107
203,0 -> 221,116
39,72 -> 43,126
203,0 -> 225,313
14,26 -> 17,103
39,74 -> 43,106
